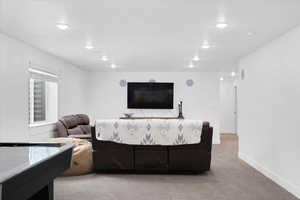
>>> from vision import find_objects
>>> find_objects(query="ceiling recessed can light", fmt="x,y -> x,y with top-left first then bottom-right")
231,71 -> 236,77
101,55 -> 108,61
56,23 -> 69,30
216,23 -> 228,29
188,63 -> 195,68
201,41 -> 211,49
193,55 -> 200,61
247,32 -> 254,36
85,44 -> 94,50
220,77 -> 224,81
111,63 -> 116,69
202,44 -> 210,49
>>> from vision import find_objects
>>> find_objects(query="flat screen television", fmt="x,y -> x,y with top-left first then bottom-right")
127,82 -> 174,109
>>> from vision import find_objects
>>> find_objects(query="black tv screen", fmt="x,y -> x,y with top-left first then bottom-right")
127,82 -> 174,109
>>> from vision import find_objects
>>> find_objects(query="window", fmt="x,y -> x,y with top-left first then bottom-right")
29,67 -> 58,126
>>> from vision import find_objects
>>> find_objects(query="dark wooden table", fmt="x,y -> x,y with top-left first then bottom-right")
0,143 -> 73,200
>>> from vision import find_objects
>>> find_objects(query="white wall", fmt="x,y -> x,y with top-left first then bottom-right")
237,26 -> 300,198
0,36 -> 5,142
220,79 -> 236,134
87,72 -> 221,144
0,33 -> 88,142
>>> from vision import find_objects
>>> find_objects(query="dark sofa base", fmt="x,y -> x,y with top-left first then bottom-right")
94,169 -> 209,175
92,122 -> 213,174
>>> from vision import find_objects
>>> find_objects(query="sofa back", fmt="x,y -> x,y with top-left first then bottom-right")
57,114 -> 91,137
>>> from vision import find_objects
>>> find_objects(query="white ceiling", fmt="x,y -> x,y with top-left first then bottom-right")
1,0 -> 300,72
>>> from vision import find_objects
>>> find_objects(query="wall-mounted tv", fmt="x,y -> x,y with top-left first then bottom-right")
127,82 -> 174,109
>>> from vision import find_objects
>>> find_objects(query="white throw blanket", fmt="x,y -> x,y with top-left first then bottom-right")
95,119 -> 202,145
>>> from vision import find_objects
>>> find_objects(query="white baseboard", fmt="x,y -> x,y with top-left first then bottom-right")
239,152 -> 300,199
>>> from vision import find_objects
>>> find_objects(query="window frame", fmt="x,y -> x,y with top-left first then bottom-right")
28,67 -> 58,127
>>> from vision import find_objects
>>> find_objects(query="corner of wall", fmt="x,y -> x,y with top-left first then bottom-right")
238,152 -> 300,199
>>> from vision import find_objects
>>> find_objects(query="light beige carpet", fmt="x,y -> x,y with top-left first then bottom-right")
55,135 -> 299,200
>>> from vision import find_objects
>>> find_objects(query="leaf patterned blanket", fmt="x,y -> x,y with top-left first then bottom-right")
95,119 -> 202,145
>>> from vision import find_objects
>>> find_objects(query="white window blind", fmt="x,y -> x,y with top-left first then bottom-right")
28,67 -> 58,126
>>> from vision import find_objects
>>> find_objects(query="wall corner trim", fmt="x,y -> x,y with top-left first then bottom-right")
238,152 -> 300,199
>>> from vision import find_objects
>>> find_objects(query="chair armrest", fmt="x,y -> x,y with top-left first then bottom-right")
56,121 -> 68,137
200,122 -> 213,152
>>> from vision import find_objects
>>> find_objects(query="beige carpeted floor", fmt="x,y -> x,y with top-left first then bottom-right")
55,135 -> 299,200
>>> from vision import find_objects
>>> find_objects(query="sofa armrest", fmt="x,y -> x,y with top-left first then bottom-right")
56,121 -> 68,137
200,121 -> 213,152
91,126 -> 97,148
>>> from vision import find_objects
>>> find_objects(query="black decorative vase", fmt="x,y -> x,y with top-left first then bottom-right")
178,101 -> 184,119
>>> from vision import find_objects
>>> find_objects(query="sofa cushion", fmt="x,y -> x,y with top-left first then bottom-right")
79,125 -> 91,135
76,114 -> 90,125
60,115 -> 79,129
49,137 -> 93,176
68,126 -> 85,135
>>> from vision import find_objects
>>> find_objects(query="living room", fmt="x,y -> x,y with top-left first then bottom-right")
0,0 -> 299,200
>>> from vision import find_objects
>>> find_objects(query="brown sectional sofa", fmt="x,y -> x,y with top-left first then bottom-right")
91,121 -> 213,173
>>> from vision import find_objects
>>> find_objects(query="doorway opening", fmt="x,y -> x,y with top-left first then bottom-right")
220,78 -> 238,147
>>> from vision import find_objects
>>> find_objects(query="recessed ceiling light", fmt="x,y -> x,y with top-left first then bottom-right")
101,55 -> 108,61
220,77 -> 224,81
188,63 -> 195,68
216,23 -> 228,29
193,55 -> 200,61
85,44 -> 94,50
201,41 -> 211,49
56,23 -> 69,30
247,32 -> 254,36
110,63 -> 116,69
201,44 -> 210,49
231,71 -> 236,77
